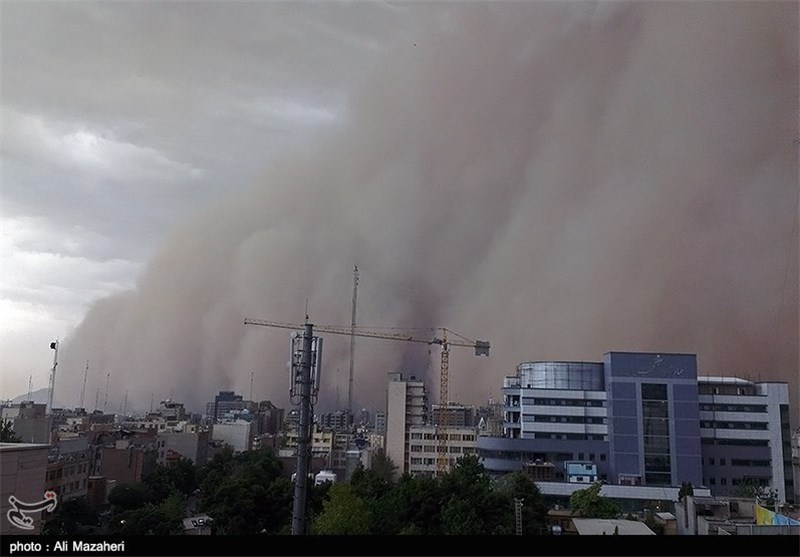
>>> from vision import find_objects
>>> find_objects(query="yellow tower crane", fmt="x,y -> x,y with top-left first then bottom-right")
243,317 -> 489,474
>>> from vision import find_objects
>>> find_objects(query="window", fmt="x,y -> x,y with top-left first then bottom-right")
721,478 -> 727,486
708,457 -> 715,465
709,478 -> 716,485
600,454 -> 606,462
410,445 -> 422,452
410,432 -> 422,440
720,458 -> 726,466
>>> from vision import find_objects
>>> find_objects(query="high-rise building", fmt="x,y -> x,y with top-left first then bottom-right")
205,391 -> 254,423
477,352 -> 794,503
385,372 -> 427,475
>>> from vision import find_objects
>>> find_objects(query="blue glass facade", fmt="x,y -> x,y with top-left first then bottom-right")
478,351 -> 704,489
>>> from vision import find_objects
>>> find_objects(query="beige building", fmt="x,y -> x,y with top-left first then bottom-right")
407,425 -> 477,476
385,372 -> 427,476
1,443 -> 51,535
284,424 -> 334,461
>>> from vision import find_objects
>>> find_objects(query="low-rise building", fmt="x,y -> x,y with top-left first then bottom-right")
407,425 -> 477,476
0,443 -> 51,535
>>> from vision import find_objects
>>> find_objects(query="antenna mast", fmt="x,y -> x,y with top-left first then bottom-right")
80,360 -> 89,408
46,340 -> 59,414
103,372 -> 110,412
348,265 -> 359,417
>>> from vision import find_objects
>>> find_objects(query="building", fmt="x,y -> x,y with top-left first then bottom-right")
0,443 -> 51,535
205,391 -> 255,423
571,518 -> 656,535
319,410 -> 353,432
156,430 -> 210,465
407,425 -> 477,476
158,400 -> 187,422
98,437 -> 158,486
385,372 -> 427,476
283,423 -> 333,461
255,400 -> 284,435
430,404 -> 477,427
211,420 -> 252,453
698,377 -> 794,503
477,351 -> 794,505
1,402 -> 52,444
86,476 -> 111,509
45,438 -> 90,503
675,494 -> 800,535
373,411 -> 387,435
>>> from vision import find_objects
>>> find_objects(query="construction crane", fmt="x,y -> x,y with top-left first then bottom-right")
243,317 -> 489,474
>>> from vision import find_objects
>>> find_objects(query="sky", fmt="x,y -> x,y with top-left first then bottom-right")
1,1 -> 798,421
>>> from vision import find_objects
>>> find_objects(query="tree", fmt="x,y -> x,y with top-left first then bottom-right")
41,498 -> 98,535
0,419 -> 22,443
109,494 -> 184,535
678,481 -> 694,501
312,483 -> 370,535
569,482 -> 619,519
107,483 -> 154,512
144,458 -> 197,500
732,478 -> 777,506
492,471 -> 548,535
197,448 -> 292,535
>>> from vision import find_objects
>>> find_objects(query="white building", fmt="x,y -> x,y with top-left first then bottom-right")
698,377 -> 794,503
211,420 -> 252,453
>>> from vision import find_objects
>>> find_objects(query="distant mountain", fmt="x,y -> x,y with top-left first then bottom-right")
4,388 -> 63,407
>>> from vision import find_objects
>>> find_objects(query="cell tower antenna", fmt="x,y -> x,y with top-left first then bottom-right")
103,373 -> 110,412
94,387 -> 100,412
348,265 -> 359,416
80,360 -> 89,409
250,371 -> 255,401
123,390 -> 128,415
150,393 -> 154,413
27,375 -> 33,402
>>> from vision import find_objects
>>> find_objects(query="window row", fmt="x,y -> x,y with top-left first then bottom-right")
700,421 -> 768,430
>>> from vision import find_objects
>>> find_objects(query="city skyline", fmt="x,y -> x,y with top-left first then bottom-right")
2,2 -> 797,423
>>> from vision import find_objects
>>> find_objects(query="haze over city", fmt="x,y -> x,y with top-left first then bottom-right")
1,1 -> 797,422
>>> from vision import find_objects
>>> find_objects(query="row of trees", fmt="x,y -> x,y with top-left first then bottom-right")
44,448 -> 554,535
42,444 -> 777,535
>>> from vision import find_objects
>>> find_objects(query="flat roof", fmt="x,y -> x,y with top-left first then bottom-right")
572,518 -> 655,535
0,442 -> 51,452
